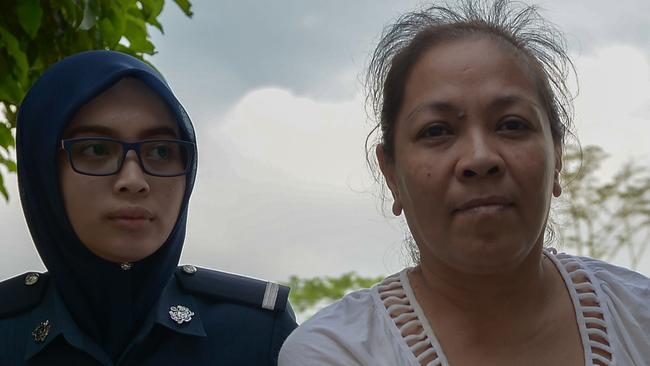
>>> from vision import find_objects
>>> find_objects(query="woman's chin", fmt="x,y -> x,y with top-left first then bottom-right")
85,239 -> 163,264
427,237 -> 538,275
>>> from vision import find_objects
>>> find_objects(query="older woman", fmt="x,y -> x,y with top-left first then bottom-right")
0,51 -> 296,365
279,1 -> 650,365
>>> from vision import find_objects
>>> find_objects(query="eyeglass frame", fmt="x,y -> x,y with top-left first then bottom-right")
60,137 -> 196,177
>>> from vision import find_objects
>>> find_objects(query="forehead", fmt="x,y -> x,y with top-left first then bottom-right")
404,37 -> 540,103
64,77 -> 180,138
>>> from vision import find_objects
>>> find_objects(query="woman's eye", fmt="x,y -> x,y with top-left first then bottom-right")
499,119 -> 529,132
420,124 -> 450,138
146,144 -> 173,160
80,143 -> 111,157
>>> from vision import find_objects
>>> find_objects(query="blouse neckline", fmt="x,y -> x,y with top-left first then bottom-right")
376,250 -> 614,366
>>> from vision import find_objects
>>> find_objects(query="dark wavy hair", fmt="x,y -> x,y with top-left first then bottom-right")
364,0 -> 577,261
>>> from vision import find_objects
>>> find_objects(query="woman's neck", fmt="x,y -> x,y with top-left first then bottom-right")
408,243 -> 559,340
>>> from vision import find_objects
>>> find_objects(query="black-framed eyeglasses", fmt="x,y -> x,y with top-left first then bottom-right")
61,137 -> 195,177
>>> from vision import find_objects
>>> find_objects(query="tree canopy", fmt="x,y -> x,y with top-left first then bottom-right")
558,145 -> 650,267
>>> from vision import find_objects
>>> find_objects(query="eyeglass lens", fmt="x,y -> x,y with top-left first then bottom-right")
69,139 -> 189,176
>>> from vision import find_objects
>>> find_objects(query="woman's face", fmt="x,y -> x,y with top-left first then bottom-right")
59,78 -> 186,263
378,38 -> 561,274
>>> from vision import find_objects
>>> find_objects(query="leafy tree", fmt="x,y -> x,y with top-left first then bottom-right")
0,0 -> 192,200
286,272 -> 384,318
558,145 -> 650,268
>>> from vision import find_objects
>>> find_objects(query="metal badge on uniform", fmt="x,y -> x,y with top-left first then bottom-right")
169,305 -> 194,324
182,264 -> 197,274
24,272 -> 40,286
32,320 -> 51,343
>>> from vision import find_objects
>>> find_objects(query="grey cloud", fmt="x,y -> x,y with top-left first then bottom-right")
542,0 -> 650,54
150,0 -> 419,122
150,0 -> 649,126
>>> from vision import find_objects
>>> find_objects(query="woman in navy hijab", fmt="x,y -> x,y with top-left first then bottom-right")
0,51 -> 296,365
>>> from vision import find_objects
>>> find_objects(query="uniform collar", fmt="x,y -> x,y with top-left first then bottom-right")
23,277 -> 206,364
24,284 -> 112,365
150,275 -> 206,338
114,278 -> 206,364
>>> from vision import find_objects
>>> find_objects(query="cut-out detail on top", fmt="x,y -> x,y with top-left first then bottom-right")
377,273 -> 445,366
378,251 -> 614,366
551,252 -> 614,366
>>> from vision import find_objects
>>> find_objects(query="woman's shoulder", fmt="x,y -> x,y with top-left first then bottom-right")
174,265 -> 291,312
555,252 -> 650,361
173,264 -> 297,332
554,252 -> 649,306
0,272 -> 51,364
563,254 -> 650,295
172,265 -> 298,364
295,284 -> 379,330
0,271 -> 50,321
279,272 -> 409,366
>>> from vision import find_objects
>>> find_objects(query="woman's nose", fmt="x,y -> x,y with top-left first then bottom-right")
113,150 -> 150,194
455,132 -> 505,181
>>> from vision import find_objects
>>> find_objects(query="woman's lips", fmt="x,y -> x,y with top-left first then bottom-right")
108,217 -> 152,231
107,207 -> 154,230
455,203 -> 513,215
453,196 -> 514,215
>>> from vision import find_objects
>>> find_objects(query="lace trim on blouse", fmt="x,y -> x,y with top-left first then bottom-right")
376,250 -> 614,366
377,272 -> 445,366
549,250 -> 614,365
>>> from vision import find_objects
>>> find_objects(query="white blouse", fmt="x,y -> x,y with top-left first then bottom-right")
279,252 -> 650,365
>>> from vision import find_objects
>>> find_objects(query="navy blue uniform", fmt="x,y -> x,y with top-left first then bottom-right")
10,51 -> 298,365
0,266 -> 297,365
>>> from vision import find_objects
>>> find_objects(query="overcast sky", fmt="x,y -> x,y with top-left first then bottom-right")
2,0 -> 650,282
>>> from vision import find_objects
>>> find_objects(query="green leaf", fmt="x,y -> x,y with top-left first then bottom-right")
0,26 -> 29,85
0,54 -> 8,81
16,0 -> 44,38
105,4 -> 127,38
141,0 -> 165,29
124,14 -> 154,54
0,124 -> 13,149
0,75 -> 23,105
0,170 -> 8,202
147,17 -> 164,33
173,0 -> 193,16
0,155 -> 16,173
99,18 -> 119,46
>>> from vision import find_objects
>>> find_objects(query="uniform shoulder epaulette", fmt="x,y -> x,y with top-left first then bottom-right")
174,265 -> 289,313
0,271 -> 49,319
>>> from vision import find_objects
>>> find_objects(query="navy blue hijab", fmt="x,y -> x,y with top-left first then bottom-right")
16,51 -> 197,359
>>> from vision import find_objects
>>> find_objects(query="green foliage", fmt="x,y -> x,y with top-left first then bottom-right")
286,272 -> 384,314
0,0 -> 192,201
558,144 -> 650,268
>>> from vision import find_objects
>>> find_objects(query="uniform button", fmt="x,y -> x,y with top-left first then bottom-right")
25,273 -> 39,286
182,264 -> 197,274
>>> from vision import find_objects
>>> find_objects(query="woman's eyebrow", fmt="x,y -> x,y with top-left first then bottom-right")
63,125 -> 179,139
406,101 -> 459,123
487,94 -> 541,112
64,125 -> 115,137
138,126 -> 179,139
